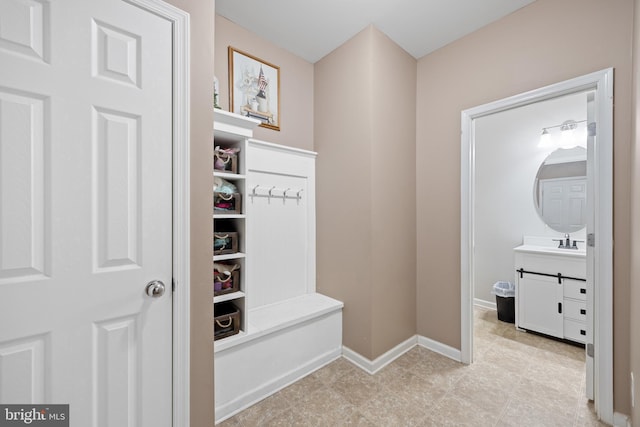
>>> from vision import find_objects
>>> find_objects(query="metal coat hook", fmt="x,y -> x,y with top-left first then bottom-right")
283,188 -> 291,199
297,189 -> 304,200
252,185 -> 260,197
268,186 -> 276,199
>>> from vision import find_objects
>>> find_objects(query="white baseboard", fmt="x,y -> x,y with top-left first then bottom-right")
343,334 -> 463,374
342,336 -> 417,374
215,347 -> 341,424
613,411 -> 630,427
474,298 -> 496,311
417,335 -> 462,362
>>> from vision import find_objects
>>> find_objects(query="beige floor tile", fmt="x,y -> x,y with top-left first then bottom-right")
310,357 -> 356,385
233,393 -> 291,426
331,366 -> 384,407
323,404 -> 378,427
449,375 -> 512,415
498,396 -> 576,427
274,374 -> 325,407
360,390 -> 429,426
425,393 -> 502,426
216,416 -> 242,427
219,307 -> 591,427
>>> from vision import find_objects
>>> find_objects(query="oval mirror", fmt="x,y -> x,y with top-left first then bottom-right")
533,146 -> 587,233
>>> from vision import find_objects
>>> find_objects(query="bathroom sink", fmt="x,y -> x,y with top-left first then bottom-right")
514,244 -> 586,258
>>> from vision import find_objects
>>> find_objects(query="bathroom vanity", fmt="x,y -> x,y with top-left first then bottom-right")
514,240 -> 587,344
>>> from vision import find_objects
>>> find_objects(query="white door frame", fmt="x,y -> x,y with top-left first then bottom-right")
460,69 -> 613,424
125,1 -> 191,426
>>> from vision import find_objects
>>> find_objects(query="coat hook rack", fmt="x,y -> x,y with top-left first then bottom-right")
249,185 -> 305,201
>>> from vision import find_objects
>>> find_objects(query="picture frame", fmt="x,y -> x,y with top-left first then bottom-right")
228,47 -> 280,131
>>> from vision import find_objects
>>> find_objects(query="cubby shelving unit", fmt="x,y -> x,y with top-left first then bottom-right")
213,109 -> 260,339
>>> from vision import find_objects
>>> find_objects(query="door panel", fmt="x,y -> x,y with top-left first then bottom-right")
0,89 -> 48,283
0,1 -> 173,425
93,107 -> 142,272
518,274 -> 563,338
0,0 -> 49,62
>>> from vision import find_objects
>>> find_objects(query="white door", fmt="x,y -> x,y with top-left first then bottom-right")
0,0 -> 173,425
539,177 -> 587,233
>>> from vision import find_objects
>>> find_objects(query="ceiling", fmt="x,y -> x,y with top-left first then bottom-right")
216,0 -> 536,63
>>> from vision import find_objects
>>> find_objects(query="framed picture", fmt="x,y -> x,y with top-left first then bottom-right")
228,47 -> 280,131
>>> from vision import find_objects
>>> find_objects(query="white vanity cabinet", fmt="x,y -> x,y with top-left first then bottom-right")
514,246 -> 587,344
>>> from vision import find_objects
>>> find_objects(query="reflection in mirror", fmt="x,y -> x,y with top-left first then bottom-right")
533,147 -> 586,233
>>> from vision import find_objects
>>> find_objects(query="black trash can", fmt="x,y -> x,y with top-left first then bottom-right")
492,281 -> 515,323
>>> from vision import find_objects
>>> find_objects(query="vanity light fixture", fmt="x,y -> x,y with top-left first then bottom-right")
538,119 -> 587,148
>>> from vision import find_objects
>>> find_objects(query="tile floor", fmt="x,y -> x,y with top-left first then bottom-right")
218,307 -> 607,426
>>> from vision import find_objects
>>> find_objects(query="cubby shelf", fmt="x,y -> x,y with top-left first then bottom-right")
214,291 -> 246,304
213,214 -> 245,220
215,171 -> 246,180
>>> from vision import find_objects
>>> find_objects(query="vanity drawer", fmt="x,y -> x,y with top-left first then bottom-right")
564,279 -> 587,301
564,319 -> 587,344
563,299 -> 587,322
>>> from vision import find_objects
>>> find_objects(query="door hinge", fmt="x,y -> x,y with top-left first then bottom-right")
587,343 -> 594,358
587,233 -> 595,247
588,122 -> 596,137
172,279 -> 176,292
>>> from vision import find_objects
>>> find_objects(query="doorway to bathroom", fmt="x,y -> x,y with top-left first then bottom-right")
460,69 -> 613,424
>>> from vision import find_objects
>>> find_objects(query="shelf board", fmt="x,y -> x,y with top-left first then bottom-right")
213,329 -> 246,347
213,252 -> 246,261
214,171 -> 246,180
214,291 -> 245,304
213,213 -> 245,219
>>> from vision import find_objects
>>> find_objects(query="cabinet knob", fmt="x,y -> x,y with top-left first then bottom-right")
580,309 -> 586,315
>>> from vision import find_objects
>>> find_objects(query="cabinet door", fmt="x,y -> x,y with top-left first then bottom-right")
518,274 -> 563,338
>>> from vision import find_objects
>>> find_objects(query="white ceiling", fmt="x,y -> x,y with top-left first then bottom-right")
216,0 -> 536,63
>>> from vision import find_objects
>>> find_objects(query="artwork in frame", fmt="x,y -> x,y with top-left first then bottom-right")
228,47 -> 280,131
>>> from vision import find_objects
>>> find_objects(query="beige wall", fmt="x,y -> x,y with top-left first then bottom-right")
369,29 -> 417,357
165,1 -> 215,426
416,0 -> 634,414
214,15 -> 314,151
315,26 -> 417,360
631,1 -> 640,424
315,27 -> 375,358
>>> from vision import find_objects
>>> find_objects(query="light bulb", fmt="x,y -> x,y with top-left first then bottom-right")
559,127 -> 575,148
538,128 -> 552,147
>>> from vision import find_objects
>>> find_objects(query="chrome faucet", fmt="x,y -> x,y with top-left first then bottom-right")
564,233 -> 571,248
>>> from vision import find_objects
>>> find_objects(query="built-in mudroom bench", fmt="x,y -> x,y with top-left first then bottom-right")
213,111 -> 343,424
